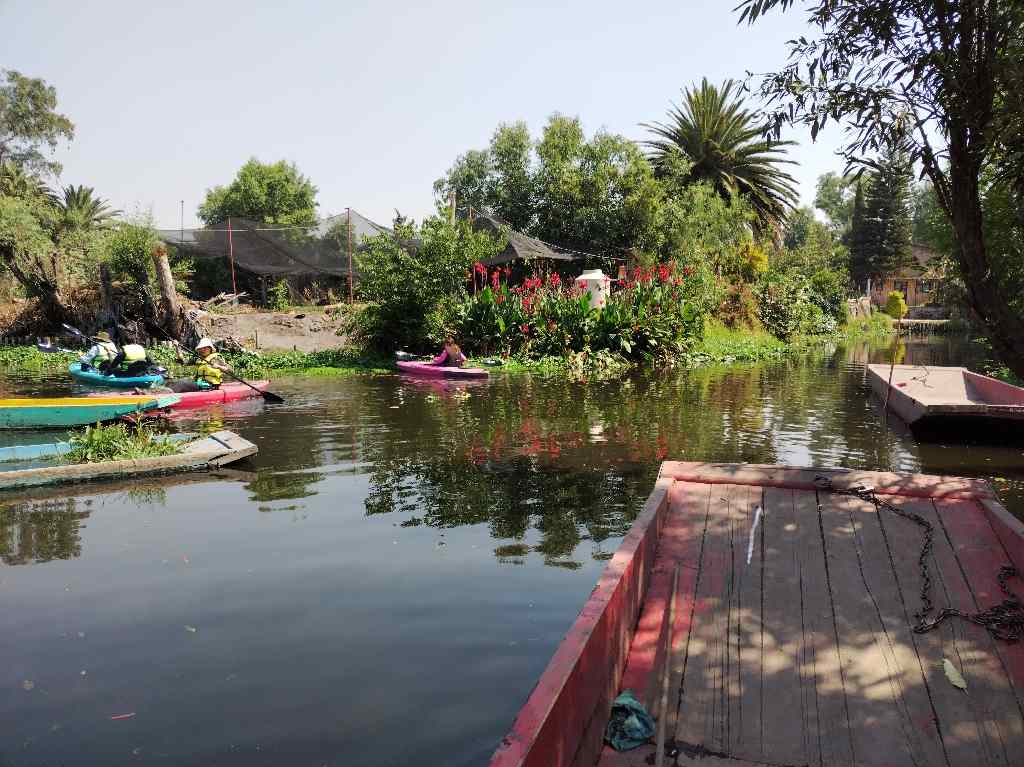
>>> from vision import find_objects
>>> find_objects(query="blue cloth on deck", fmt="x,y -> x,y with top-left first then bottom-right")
604,690 -> 655,751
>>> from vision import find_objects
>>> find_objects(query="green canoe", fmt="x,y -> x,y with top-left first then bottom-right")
0,395 -> 180,429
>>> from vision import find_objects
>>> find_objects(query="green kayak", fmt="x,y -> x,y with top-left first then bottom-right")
0,395 -> 180,429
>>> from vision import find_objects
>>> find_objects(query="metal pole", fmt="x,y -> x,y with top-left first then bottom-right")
346,208 -> 353,304
227,217 -> 238,295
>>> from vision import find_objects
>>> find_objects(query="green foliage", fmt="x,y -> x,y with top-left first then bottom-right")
848,152 -> 913,288
198,158 -> 319,226
0,193 -> 57,296
65,423 -> 182,463
844,310 -> 895,339
226,347 -> 393,377
437,116 -> 662,260
814,173 -> 856,233
643,78 -> 799,232
356,217 -> 505,350
103,217 -> 158,285
0,70 -> 75,176
52,184 -> 119,243
268,279 -> 290,311
0,345 -> 76,371
684,321 -> 789,366
656,180 -> 756,282
883,290 -> 908,319
912,181 -> 954,256
755,271 -> 838,341
458,263 -> 703,362
808,269 -> 847,323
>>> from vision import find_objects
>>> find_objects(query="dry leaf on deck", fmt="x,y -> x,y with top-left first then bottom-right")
943,658 -> 967,690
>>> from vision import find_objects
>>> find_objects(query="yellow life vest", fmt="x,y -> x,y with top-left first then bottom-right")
195,352 -> 225,387
94,340 -> 118,362
121,343 -> 147,362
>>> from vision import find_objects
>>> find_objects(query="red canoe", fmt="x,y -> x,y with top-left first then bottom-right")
396,360 -> 489,379
89,381 -> 270,409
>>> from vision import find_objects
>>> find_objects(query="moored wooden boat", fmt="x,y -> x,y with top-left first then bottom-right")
0,395 -> 179,429
396,360 -> 489,379
87,381 -> 270,409
868,363 -> 1024,427
0,430 -> 257,490
68,362 -> 165,387
491,462 -> 1024,767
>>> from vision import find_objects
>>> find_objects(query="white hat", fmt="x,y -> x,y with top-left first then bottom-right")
195,337 -> 216,351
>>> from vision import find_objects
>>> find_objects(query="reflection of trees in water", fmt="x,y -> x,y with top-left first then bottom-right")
246,471 -> 325,504
0,499 -> 89,565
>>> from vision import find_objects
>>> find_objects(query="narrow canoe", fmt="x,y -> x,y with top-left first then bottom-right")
68,362 -> 164,388
868,364 -> 1024,427
0,395 -> 179,429
490,462 -> 1024,767
87,381 -> 269,409
396,360 -> 489,379
0,429 -> 257,490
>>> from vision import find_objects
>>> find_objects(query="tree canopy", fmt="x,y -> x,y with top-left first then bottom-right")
738,0 -> 1024,378
198,158 -> 319,227
0,70 -> 74,176
643,78 -> 799,233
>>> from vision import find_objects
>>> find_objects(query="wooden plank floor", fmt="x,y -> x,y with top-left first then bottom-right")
600,469 -> 1024,767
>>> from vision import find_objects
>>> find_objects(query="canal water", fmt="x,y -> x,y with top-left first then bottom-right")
2,335 -> 1023,766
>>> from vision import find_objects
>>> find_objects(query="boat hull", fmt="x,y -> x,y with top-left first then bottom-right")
0,395 -> 178,429
69,362 -> 164,388
868,364 -> 1024,431
396,360 -> 489,379
88,381 -> 269,409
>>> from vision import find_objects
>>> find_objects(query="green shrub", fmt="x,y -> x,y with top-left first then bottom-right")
66,423 -> 182,463
808,269 -> 847,323
269,279 -> 290,310
356,217 -> 504,351
883,290 -> 908,319
755,270 -> 837,340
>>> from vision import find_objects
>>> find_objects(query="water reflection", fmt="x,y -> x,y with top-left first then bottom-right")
0,500 -> 88,565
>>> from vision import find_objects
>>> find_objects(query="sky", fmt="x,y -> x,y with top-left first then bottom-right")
2,0 -> 847,230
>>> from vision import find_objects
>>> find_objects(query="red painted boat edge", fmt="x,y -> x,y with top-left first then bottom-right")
488,477 -> 673,767
87,382 -> 269,409
660,461 -> 994,500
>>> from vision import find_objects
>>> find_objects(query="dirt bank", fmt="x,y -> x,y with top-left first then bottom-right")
201,308 -> 351,352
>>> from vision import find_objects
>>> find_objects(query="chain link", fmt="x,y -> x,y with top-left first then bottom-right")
814,475 -> 1024,643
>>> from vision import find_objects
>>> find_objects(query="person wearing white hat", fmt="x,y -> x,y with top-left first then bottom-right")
167,338 -> 232,392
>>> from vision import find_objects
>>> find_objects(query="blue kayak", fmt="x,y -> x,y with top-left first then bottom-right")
68,363 -> 164,388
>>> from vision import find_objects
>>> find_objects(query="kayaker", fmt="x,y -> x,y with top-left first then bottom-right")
107,342 -> 153,377
168,338 -> 232,392
429,336 -> 467,368
79,331 -> 119,373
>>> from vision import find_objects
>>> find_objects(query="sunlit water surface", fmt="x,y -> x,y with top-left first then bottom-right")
2,335 -> 1023,766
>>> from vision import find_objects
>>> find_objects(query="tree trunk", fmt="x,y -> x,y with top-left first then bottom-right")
151,243 -> 180,337
946,149 -> 1024,380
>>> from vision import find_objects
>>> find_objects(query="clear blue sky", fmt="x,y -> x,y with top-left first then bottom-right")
3,0 -> 845,229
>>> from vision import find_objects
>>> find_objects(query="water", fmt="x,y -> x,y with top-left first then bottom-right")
2,335 -> 1023,766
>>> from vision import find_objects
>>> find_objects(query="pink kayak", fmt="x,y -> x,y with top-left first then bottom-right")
396,360 -> 489,379
88,381 -> 270,409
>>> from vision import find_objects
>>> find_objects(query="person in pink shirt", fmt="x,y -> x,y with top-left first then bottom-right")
430,336 -> 467,368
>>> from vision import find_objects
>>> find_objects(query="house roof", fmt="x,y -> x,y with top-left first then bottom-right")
462,210 -> 589,266
890,244 -> 944,279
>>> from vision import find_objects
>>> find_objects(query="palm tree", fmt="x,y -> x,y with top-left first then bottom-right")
53,184 -> 120,241
643,78 -> 799,232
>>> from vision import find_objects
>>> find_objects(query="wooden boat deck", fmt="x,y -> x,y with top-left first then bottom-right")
491,463 -> 1024,767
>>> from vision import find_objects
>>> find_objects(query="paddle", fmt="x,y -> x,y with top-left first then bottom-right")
135,320 -> 285,405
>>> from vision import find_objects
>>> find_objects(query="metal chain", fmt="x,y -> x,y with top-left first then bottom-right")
814,475 -> 1024,643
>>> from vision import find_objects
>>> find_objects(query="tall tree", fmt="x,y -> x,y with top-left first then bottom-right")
847,178 -> 870,288
738,0 -> 1024,378
198,158 -> 318,226
814,172 -> 856,233
642,78 -> 799,232
0,71 -> 74,176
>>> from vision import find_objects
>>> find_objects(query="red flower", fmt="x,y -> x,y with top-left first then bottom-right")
657,265 -> 670,282
512,285 -> 523,295
502,265 -> 512,277
549,273 -> 561,287
520,323 -> 530,335
491,270 -> 500,289
474,262 -> 487,275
